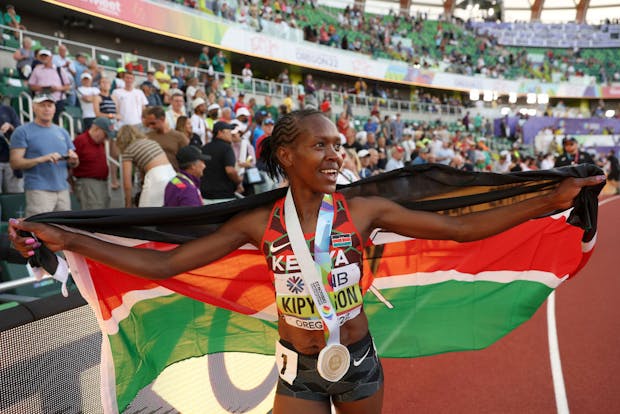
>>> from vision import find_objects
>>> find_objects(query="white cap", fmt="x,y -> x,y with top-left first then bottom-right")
357,149 -> 370,158
236,107 -> 250,118
355,131 -> 367,141
80,72 -> 92,80
338,133 -> 346,145
38,49 -> 52,56
192,97 -> 205,109
403,128 -> 413,136
207,103 -> 220,112
500,150 -> 509,157
230,119 -> 247,134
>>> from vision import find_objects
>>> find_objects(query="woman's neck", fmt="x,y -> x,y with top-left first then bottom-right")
289,185 -> 325,227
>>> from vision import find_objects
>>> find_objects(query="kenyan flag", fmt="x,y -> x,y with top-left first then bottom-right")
32,164 -> 602,412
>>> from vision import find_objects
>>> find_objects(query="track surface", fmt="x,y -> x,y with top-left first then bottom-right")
381,196 -> 620,414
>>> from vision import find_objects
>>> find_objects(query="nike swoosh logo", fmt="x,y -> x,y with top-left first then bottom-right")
270,240 -> 291,254
353,346 -> 371,367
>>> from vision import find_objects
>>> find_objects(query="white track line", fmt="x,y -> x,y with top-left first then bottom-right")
548,195 -> 620,414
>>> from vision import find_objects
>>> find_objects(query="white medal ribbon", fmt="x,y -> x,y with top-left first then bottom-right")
284,189 -> 350,382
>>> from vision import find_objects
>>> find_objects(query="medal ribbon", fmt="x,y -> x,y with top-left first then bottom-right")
284,189 -> 340,347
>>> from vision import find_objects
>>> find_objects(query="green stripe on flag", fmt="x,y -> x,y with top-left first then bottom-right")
108,294 -> 278,411
365,280 -> 553,358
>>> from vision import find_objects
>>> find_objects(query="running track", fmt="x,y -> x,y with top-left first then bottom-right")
382,196 -> 620,414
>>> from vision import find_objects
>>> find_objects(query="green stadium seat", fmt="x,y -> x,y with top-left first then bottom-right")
1,33 -> 20,49
0,193 -> 26,221
0,76 -> 28,99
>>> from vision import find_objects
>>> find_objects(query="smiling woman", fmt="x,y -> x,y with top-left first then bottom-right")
8,110 -> 606,414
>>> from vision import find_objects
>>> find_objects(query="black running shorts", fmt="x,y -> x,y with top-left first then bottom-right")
275,332 -> 384,402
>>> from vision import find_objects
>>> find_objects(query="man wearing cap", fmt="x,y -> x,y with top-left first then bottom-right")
71,117 -> 116,210
190,97 -> 208,145
10,94 -> 79,217
141,80 -> 163,107
384,145 -> 405,172
233,92 -> 248,114
28,48 -> 71,123
145,106 -> 189,171
234,107 -> 252,140
77,72 -> 100,131
164,146 -> 209,207
200,121 -> 242,203
206,103 -> 220,140
357,149 -> 373,179
554,136 -> 594,167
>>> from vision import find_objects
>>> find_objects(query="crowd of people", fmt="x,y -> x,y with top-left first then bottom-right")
164,1 -> 619,84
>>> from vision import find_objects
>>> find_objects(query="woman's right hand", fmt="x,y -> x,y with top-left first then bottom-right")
8,219 -> 70,257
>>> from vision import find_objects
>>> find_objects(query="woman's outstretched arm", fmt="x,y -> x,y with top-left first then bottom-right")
352,175 -> 605,243
8,207 -> 269,280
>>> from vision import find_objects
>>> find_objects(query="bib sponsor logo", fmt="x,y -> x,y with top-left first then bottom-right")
284,309 -> 359,330
286,276 -> 304,294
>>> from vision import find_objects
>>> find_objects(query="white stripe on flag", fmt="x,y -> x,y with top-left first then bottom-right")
372,269 -> 568,291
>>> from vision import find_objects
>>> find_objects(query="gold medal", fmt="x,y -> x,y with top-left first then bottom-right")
317,343 -> 350,382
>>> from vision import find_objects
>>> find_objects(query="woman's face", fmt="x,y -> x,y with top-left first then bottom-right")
184,121 -> 193,135
279,114 -> 343,194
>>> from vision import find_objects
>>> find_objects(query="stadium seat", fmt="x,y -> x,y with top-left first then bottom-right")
1,33 -> 20,49
0,193 -> 26,221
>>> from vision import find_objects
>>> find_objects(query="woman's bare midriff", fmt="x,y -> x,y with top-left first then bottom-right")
277,309 -> 369,355
143,153 -> 171,172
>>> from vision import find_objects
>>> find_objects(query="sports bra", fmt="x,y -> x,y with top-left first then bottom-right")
261,193 -> 365,331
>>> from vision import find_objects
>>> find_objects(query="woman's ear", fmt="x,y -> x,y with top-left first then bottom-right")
277,145 -> 293,169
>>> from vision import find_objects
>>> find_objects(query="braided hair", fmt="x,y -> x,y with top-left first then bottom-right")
258,109 -> 327,178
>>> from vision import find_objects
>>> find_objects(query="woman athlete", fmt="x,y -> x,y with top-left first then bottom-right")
9,109 -> 605,414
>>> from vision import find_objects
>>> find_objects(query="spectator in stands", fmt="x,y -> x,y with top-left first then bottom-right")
230,122 -> 256,195
492,150 -> 511,173
72,53 -> 89,84
141,81 -> 163,107
9,94 -> 79,217
185,77 -> 200,102
197,46 -> 210,70
384,145 -> 405,172
367,148 -> 383,174
112,71 -> 147,127
282,91 -> 294,113
13,36 -> 34,79
112,68 -> 126,91
27,49 -> 72,124
165,92 -> 187,130
304,74 -> 316,96
435,140 -> 455,166
124,48 -> 144,73
554,136 -> 595,167
176,115 -> 202,148
320,97 -> 332,118
145,106 -> 189,171
52,44 -> 75,78
168,78 -> 183,99
77,73 -> 100,131
254,117 -> 274,160
259,96 -> 279,122
4,5 -> 26,38
234,92 -> 249,114
390,113 -> 404,142
92,77 -> 120,190
154,63 -> 172,97
357,149 -> 372,179
200,121 -> 242,203
190,97 -> 208,145
241,63 -> 253,89
212,50 -> 227,75
0,101 -> 22,193
220,107 -> 233,123
206,103 -> 220,141
450,154 -> 474,172
164,145 -> 209,207
71,117 -> 116,210
337,148 -> 361,184
278,68 -> 291,95
343,127 -> 363,152
116,125 -> 175,207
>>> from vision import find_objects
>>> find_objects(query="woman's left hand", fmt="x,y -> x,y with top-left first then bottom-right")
550,175 -> 606,210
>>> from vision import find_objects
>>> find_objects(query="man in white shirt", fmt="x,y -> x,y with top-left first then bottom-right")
165,92 -> 186,130
111,71 -> 147,127
384,145 -> 405,172
190,97 -> 207,145
77,72 -> 100,131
